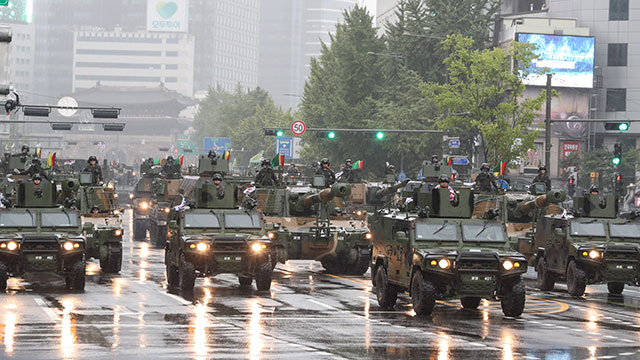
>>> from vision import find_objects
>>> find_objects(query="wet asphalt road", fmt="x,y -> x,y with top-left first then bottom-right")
1,210 -> 640,359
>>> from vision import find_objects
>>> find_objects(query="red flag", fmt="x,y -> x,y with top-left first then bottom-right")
179,155 -> 184,166
446,157 -> 452,166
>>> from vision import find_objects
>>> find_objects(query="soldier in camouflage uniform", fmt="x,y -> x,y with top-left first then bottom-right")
475,163 -> 498,193
83,156 -> 104,185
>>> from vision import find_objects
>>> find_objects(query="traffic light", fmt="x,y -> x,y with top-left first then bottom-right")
375,131 -> 385,140
276,129 -> 284,137
604,122 -> 630,131
263,129 -> 285,136
567,176 -> 575,197
327,131 -> 336,139
615,173 -> 624,195
612,142 -> 622,165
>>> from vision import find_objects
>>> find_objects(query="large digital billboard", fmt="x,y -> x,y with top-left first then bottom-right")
517,33 -> 595,88
147,0 -> 189,33
0,0 -> 33,24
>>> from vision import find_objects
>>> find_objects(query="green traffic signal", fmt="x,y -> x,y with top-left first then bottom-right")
276,130 -> 284,137
612,157 -> 621,165
375,131 -> 385,140
327,131 -> 336,139
618,122 -> 629,131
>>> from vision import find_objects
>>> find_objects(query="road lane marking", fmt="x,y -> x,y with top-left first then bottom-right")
33,298 -> 58,321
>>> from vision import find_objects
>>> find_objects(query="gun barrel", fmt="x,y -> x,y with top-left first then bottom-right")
302,183 -> 350,208
375,179 -> 409,199
518,190 -> 566,214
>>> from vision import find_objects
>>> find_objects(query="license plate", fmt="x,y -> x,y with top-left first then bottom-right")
221,256 -> 242,261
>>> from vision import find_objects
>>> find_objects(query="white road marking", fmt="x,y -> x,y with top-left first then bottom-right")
33,298 -> 58,321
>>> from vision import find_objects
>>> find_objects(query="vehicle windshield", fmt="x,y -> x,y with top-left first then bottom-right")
224,212 -> 261,229
462,223 -> 507,242
184,212 -> 220,228
570,221 -> 606,237
0,211 -> 36,227
41,211 -> 79,227
608,222 -> 640,239
415,222 -> 459,242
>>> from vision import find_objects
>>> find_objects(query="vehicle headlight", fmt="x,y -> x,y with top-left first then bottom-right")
164,207 -> 170,214
267,232 -> 277,240
438,258 -> 451,270
113,229 -> 123,237
251,242 -> 266,252
502,260 -> 514,271
589,250 -> 600,259
356,210 -> 363,216
106,184 -> 114,190
5,241 -> 18,251
129,193 -> 135,199
196,242 -> 208,252
139,201 -> 149,210
364,232 -> 373,240
63,241 -> 75,251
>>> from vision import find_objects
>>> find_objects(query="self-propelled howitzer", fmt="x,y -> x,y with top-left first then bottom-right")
293,184 -> 350,214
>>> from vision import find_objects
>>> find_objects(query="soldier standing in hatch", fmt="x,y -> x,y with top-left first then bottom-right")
475,163 -> 498,193
434,175 -> 456,203
83,156 -> 104,185
315,158 -> 336,187
385,164 -> 398,183
255,159 -> 278,186
533,165 -> 551,191
0,153 -> 10,175
286,163 -> 299,180
212,173 -> 225,199
339,159 -> 353,183
19,156 -> 49,180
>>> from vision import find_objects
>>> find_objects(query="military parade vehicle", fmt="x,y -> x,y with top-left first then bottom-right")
73,173 -> 123,273
0,179 -> 87,291
148,158 -> 183,248
256,175 -> 372,275
131,159 -> 160,240
165,179 -> 273,292
533,193 -> 640,297
370,187 -> 527,317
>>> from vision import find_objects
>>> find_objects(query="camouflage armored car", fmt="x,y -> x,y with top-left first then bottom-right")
165,181 -> 273,292
0,180 -> 87,291
131,159 -> 160,240
534,193 -> 640,296
370,188 -> 527,317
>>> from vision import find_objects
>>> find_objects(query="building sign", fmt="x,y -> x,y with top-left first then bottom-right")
147,0 -> 189,33
562,141 -> 580,158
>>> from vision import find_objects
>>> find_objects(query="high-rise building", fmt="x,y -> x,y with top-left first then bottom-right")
190,0 -> 260,94
258,0 -> 358,109
72,29 -> 194,97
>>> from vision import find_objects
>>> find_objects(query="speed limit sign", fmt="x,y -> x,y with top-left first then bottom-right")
291,120 -> 306,135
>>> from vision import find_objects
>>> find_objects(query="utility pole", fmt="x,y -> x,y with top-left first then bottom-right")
545,73 -> 552,170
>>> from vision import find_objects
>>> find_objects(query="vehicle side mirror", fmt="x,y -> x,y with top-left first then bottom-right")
168,220 -> 178,230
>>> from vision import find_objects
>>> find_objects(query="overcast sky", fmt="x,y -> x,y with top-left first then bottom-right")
361,0 -> 377,23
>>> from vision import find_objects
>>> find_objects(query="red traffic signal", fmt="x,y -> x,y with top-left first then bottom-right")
568,178 -> 574,185
616,174 -> 623,183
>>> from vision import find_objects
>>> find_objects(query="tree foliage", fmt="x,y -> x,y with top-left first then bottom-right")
561,146 -> 640,190
423,34 -> 548,167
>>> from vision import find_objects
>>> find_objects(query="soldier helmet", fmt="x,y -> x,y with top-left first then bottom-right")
312,161 -> 319,168
388,164 -> 395,170
345,158 -> 352,164
32,157 -> 41,165
320,158 -> 330,165
538,165 -> 547,172
166,156 -> 174,162
261,158 -> 270,167
589,185 -> 599,193
212,173 -> 223,181
88,155 -> 97,163
208,150 -> 217,158
21,145 -> 29,152
438,175 -> 450,183
480,163 -> 490,171
91,205 -> 100,213
432,155 -> 439,160
32,174 -> 41,181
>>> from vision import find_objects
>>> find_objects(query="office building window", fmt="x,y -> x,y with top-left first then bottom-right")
610,0 -> 629,20
608,43 -> 628,66
606,88 -> 626,112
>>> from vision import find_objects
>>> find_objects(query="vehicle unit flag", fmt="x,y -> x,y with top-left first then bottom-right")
47,152 -> 56,168
35,148 -> 41,158
174,156 -> 184,166
351,160 -> 363,170
223,150 -> 231,160
446,157 -> 452,166
271,153 -> 284,167
492,161 -> 507,175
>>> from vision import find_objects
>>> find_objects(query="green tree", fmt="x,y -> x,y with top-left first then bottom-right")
300,5 -> 387,175
561,146 -> 640,190
385,0 -> 500,83
423,34 -> 548,167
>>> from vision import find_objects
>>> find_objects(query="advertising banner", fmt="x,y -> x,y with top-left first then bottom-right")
147,0 -> 189,33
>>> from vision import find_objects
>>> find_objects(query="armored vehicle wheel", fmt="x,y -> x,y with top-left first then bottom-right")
65,261 -> 86,291
536,257 -> 555,291
179,254 -> 196,292
321,257 -> 346,274
461,297 -> 481,310
371,264 -> 378,287
133,220 -> 147,240
255,260 -> 273,291
607,282 -> 624,295
375,266 -> 397,309
566,260 -> 587,297
500,279 -> 525,317
100,245 -> 122,273
165,251 -> 179,289
0,262 -> 7,291
348,249 -> 370,276
411,271 -> 436,315
239,276 -> 253,286
153,226 -> 167,249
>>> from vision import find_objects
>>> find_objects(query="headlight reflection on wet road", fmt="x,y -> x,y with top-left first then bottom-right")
60,299 -> 76,359
193,288 -> 211,359
249,299 -> 264,359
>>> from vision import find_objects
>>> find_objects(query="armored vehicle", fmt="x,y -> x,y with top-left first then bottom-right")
256,177 -> 372,275
0,180 -> 87,291
72,173 -> 123,273
534,193 -> 640,297
148,158 -> 184,248
131,159 -> 161,240
165,181 -> 273,292
370,188 -> 527,317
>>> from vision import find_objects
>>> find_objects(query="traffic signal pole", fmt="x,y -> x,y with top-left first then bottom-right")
545,74 -> 552,171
